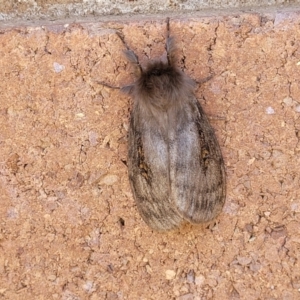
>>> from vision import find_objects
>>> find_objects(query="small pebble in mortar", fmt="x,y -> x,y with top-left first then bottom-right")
53,62 -> 65,73
266,106 -> 275,115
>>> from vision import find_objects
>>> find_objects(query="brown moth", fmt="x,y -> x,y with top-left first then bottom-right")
102,18 -> 226,231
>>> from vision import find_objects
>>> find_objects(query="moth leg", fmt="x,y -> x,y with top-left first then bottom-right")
165,17 -> 177,65
195,74 -> 214,85
96,81 -> 120,89
116,32 -> 143,77
97,80 -> 134,95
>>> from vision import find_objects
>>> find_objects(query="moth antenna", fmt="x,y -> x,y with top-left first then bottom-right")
116,31 -> 143,77
166,17 -> 170,40
165,17 -> 177,65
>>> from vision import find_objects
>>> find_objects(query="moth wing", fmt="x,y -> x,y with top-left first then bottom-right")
128,108 -> 183,231
170,97 -> 226,223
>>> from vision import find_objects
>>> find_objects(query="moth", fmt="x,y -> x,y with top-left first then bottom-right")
101,18 -> 226,231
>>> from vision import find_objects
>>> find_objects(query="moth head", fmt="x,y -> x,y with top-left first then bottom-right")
139,60 -> 183,95
121,36 -> 195,103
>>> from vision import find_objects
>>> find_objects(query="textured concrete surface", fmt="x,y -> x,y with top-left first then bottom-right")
1,9 -> 300,300
1,0 -> 300,21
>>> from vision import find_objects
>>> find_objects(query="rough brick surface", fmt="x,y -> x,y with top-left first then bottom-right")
0,11 -> 300,299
